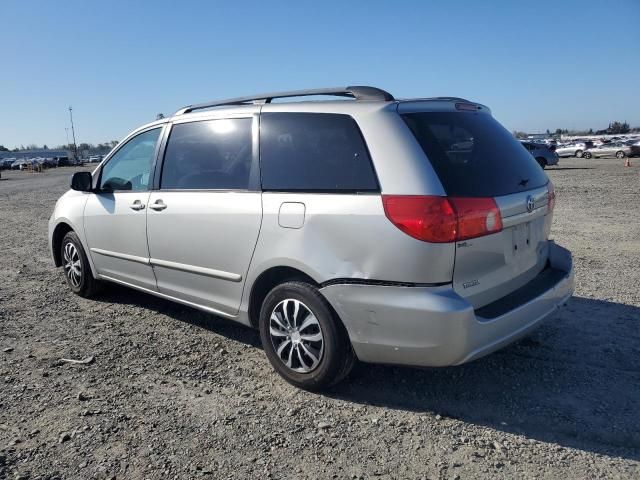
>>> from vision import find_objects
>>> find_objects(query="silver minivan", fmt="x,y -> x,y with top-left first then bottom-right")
49,86 -> 574,390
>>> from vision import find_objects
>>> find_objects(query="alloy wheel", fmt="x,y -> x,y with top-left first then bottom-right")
269,299 -> 324,373
63,242 -> 82,288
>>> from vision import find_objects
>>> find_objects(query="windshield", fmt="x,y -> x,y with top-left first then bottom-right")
402,111 -> 548,197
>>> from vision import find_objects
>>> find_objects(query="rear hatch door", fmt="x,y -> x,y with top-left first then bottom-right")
453,187 -> 552,308
400,104 -> 552,308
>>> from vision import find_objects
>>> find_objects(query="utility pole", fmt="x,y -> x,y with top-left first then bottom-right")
65,128 -> 70,148
68,106 -> 78,160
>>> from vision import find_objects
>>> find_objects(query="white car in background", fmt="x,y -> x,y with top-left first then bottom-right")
556,142 -> 594,158
583,143 -> 632,159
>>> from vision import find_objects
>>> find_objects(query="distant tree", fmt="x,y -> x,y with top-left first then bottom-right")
588,128 -> 593,134
546,129 -> 550,135
26,143 -> 38,150
109,140 -> 119,148
608,121 -> 630,134
156,113 -> 165,120
0,145 -> 9,151
512,130 -> 527,139
78,143 -> 92,151
555,128 -> 562,136
43,144 -> 49,150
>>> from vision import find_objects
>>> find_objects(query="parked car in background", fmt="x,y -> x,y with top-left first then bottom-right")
0,158 -> 17,169
11,159 -> 27,170
41,157 -> 57,168
49,86 -> 573,390
555,141 -> 593,158
88,155 -> 103,163
583,143 -> 632,159
520,141 -> 559,168
54,156 -> 72,166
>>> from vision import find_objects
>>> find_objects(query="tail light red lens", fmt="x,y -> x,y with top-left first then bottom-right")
547,182 -> 556,211
449,197 -> 503,241
382,195 -> 502,243
381,196 -> 457,243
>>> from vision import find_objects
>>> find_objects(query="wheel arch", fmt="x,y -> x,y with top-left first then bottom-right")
51,221 -> 74,267
50,218 -> 98,277
247,266 -> 319,329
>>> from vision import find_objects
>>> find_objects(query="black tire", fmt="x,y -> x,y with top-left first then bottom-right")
583,151 -> 592,159
259,281 -> 355,390
616,151 -> 625,159
575,150 -> 583,158
536,157 -> 547,169
60,231 -> 101,298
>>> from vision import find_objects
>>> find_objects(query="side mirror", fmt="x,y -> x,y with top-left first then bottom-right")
70,171 -> 93,192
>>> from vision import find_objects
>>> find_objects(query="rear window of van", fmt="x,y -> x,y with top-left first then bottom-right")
402,112 -> 548,197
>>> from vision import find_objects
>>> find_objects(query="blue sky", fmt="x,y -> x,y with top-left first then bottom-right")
1,0 -> 639,148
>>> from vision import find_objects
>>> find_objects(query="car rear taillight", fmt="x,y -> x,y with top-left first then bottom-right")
547,182 -> 555,211
449,197 -> 503,241
382,195 -> 502,243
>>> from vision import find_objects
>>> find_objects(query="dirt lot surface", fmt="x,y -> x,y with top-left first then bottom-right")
1,158 -> 639,480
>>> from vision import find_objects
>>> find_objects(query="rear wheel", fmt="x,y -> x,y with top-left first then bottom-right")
259,281 -> 355,390
536,157 -> 547,169
575,150 -> 583,158
60,231 -> 101,298
616,151 -> 625,159
583,151 -> 592,159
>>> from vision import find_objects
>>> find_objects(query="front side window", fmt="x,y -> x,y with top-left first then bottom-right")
160,118 -> 253,190
260,113 -> 378,192
100,128 -> 161,191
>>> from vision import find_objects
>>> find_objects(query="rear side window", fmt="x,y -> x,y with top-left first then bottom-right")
260,113 -> 378,192
161,118 -> 253,190
402,112 -> 548,197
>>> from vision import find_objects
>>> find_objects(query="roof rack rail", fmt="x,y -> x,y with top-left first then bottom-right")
174,86 -> 395,115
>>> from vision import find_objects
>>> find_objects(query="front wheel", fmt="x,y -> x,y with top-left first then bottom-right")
60,231 -> 101,297
575,150 -> 583,158
583,151 -> 592,159
259,281 -> 355,390
616,151 -> 626,159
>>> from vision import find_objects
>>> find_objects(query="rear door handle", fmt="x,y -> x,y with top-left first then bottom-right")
149,199 -> 167,211
129,200 -> 145,211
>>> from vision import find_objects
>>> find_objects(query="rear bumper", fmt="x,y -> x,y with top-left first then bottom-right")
320,242 -> 573,367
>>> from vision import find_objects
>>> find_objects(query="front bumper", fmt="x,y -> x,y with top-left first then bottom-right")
320,242 -> 574,367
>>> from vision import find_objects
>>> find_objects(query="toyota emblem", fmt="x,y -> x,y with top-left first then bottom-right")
526,195 -> 535,213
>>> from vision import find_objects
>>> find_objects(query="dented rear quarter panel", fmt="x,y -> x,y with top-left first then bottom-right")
243,192 -> 455,287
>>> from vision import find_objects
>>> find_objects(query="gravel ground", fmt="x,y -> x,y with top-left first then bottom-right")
1,158 -> 639,480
